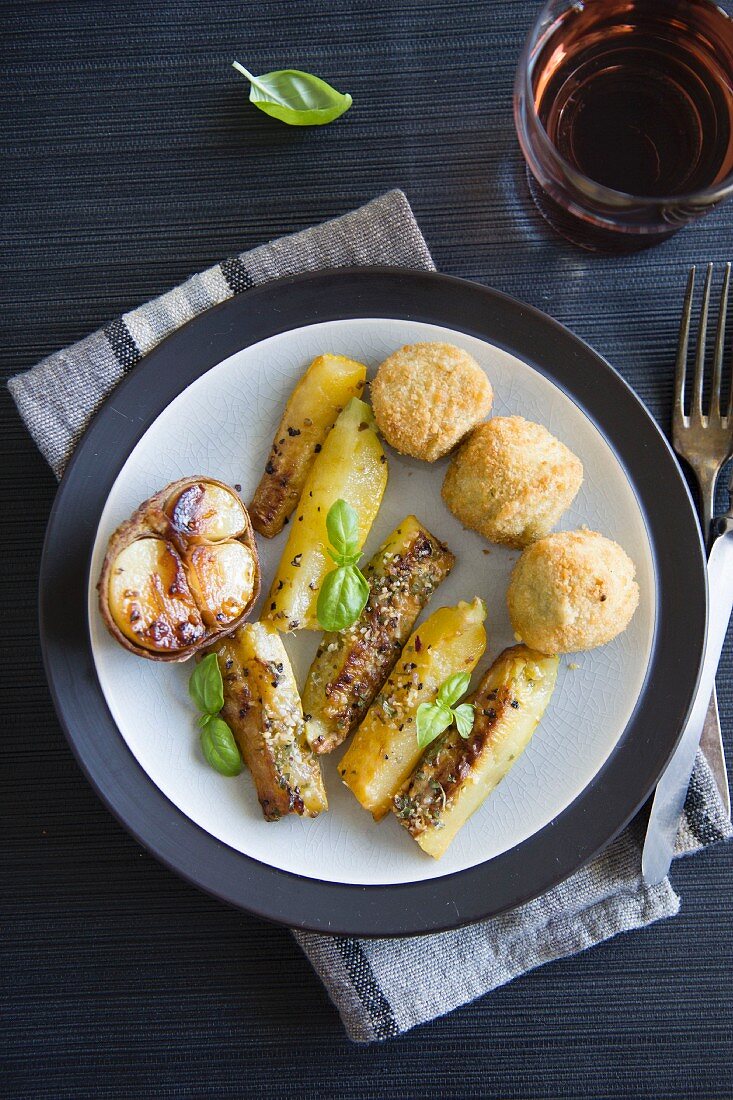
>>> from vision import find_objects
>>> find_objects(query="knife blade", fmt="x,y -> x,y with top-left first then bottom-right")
642,516 -> 733,885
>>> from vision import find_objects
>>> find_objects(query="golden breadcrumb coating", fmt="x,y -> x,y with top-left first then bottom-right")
442,416 -> 583,548
507,529 -> 639,654
371,342 -> 492,462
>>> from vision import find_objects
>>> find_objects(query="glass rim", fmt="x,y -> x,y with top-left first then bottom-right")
516,0 -> 733,210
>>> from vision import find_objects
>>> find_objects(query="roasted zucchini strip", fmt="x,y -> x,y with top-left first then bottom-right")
250,354 -> 367,537
303,516 -> 455,755
264,397 -> 388,631
338,597 -> 486,820
207,621 -> 327,820
394,645 -> 558,858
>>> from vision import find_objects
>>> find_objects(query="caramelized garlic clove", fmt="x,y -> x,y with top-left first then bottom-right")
108,537 -> 205,653
185,540 -> 256,628
166,481 -> 247,543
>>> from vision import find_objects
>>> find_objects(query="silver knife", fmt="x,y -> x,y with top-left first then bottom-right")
642,511 -> 733,885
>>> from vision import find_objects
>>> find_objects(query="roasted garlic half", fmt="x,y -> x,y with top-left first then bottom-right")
98,477 -> 260,661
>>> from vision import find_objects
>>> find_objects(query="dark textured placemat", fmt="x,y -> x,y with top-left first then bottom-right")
2,0 -> 731,1096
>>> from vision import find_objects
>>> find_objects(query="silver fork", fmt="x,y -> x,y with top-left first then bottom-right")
673,262 -> 733,816
674,262 -> 733,548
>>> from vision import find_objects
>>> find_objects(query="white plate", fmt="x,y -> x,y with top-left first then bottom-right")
88,318 -> 655,886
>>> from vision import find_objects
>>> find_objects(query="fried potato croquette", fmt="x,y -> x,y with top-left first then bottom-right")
507,529 -> 639,654
371,342 -> 492,462
442,416 -> 583,548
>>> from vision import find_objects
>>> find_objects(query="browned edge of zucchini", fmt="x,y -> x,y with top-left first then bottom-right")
305,518 -> 455,754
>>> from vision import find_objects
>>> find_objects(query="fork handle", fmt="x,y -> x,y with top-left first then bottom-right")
697,464 -> 719,551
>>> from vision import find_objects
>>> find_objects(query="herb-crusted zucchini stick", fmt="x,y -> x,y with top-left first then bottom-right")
303,516 -> 455,754
338,597 -> 486,819
264,397 -> 388,631
207,621 -> 328,820
394,645 -> 558,857
250,354 -> 367,537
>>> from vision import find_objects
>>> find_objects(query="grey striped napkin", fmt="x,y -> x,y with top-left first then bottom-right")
10,189 -> 731,1042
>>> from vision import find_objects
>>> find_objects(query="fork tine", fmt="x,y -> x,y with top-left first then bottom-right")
675,266 -> 695,421
711,262 -> 730,419
692,262 -> 713,419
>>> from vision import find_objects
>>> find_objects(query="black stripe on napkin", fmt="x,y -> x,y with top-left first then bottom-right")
334,938 -> 398,1040
683,767 -> 725,847
220,257 -> 255,295
104,318 -> 141,373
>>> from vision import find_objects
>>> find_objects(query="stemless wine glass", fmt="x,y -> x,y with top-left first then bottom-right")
514,0 -> 733,251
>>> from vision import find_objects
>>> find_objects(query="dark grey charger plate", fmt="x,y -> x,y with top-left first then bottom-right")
39,267 -> 707,937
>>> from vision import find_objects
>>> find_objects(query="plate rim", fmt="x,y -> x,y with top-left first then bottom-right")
39,266 -> 707,936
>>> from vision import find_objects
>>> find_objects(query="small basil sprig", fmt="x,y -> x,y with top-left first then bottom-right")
189,652 -> 224,714
189,654 -> 242,777
416,671 -> 475,750
199,715 -> 242,778
232,62 -> 352,126
317,499 -> 370,632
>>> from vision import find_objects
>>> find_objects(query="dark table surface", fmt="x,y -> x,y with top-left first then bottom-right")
3,1 -> 732,1096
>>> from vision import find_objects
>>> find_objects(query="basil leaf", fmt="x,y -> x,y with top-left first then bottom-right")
189,653 -> 224,715
437,671 -> 471,709
453,703 -> 475,739
326,499 -> 360,559
416,702 -> 453,750
200,715 -> 242,777
232,62 -> 352,127
317,565 -> 370,632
